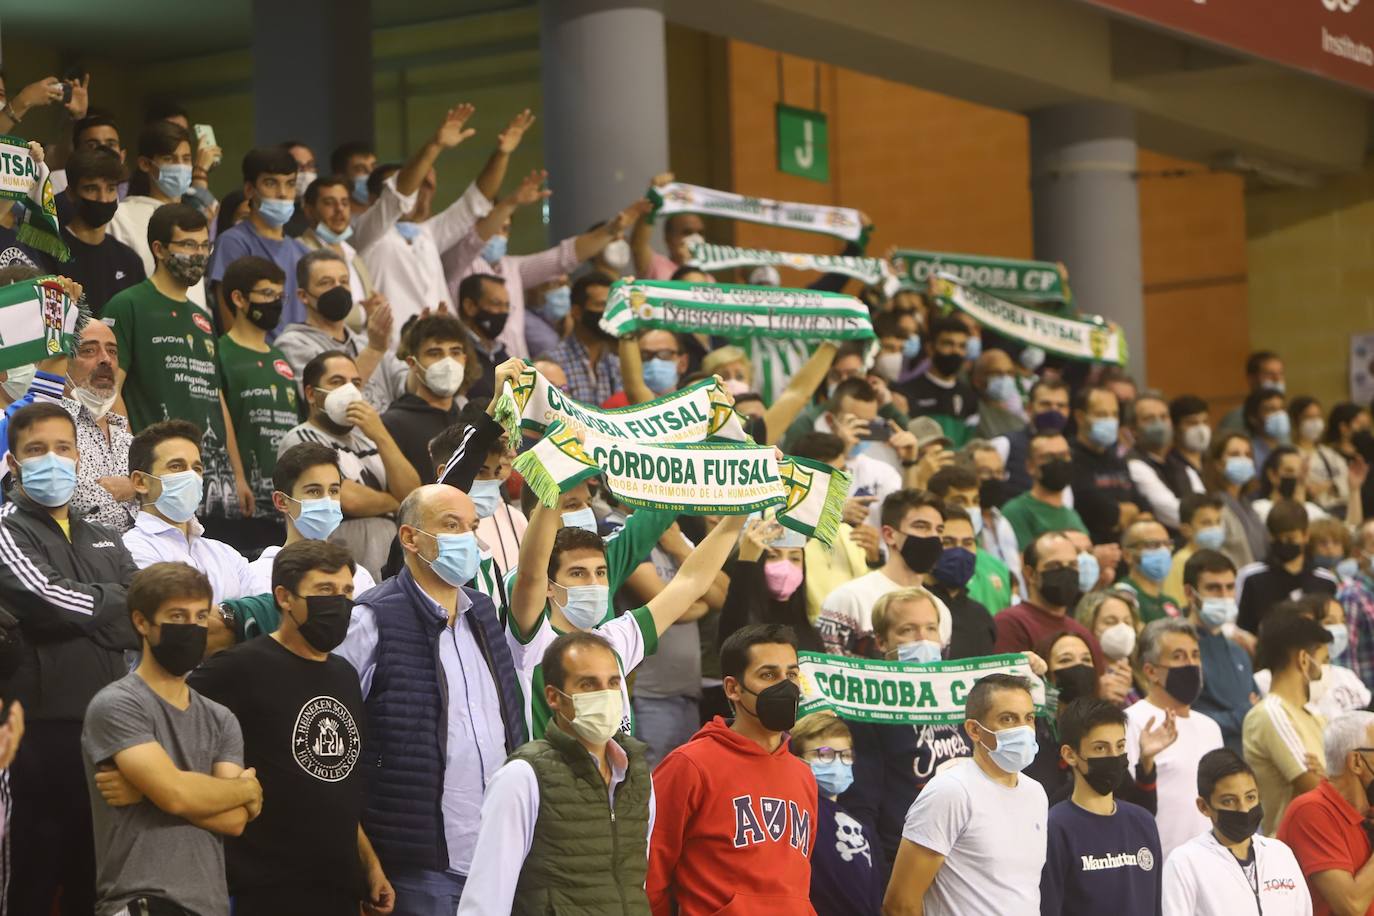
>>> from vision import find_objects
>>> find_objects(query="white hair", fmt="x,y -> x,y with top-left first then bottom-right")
1325,711 -> 1374,777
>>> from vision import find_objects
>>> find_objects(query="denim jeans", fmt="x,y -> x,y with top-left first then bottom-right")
633,694 -> 700,768
389,867 -> 467,916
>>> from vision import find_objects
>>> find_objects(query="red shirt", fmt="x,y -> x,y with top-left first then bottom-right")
992,601 -> 1104,672
1277,780 -> 1373,916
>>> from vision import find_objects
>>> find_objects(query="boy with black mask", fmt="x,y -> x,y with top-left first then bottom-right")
1236,498 -> 1339,634
1040,698 -> 1163,916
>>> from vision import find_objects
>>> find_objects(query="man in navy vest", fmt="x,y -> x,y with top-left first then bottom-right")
337,483 -> 525,916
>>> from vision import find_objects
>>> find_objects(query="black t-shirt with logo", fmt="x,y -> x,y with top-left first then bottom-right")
1040,797 -> 1163,916
59,227 -> 146,314
188,635 -> 365,897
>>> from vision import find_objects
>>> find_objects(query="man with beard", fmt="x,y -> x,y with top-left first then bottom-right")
62,318 -> 138,531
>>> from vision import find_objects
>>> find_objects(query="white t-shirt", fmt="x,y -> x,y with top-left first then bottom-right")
505,605 -> 655,738
1162,830 -> 1312,916
247,544 -> 377,597
901,758 -> 1048,916
817,569 -> 951,655
1125,697 -> 1223,860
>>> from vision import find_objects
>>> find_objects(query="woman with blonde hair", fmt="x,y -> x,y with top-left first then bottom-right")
1076,588 -> 1148,705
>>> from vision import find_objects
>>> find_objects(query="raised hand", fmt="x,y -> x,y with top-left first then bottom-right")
1138,710 -> 1179,766
364,295 -> 394,351
497,109 -> 536,154
505,169 -> 551,208
434,103 -> 477,149
608,199 -> 653,236
650,171 -> 675,189
64,73 -> 90,119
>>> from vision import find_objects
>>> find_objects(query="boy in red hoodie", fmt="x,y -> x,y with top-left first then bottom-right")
648,623 -> 819,915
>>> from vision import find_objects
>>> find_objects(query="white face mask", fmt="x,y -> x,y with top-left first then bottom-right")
1,363 -> 35,401
873,351 -> 904,382
321,382 -> 363,427
557,687 -> 623,744
295,170 -> 318,198
679,232 -> 705,254
1300,417 -> 1325,444
601,238 -> 631,271
1181,424 -> 1211,454
421,356 -> 464,397
1098,622 -> 1137,661
73,383 -> 118,420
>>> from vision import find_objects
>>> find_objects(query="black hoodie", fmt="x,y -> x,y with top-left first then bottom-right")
379,392 -> 461,485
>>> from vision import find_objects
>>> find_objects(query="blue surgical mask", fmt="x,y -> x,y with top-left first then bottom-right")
257,197 -> 295,228
1194,525 -> 1225,551
1264,411 -> 1291,442
986,374 -> 1018,404
968,507 -> 984,537
976,722 -> 1038,774
420,530 -> 480,586
1137,547 -> 1172,583
1089,417 -> 1119,449
809,759 -> 854,797
314,221 -> 354,245
1327,623 -> 1350,661
286,495 -> 343,540
147,470 -> 203,524
643,358 -> 679,395
556,583 -> 609,630
1224,455 -> 1256,486
902,335 -> 921,360
481,235 -> 508,264
1337,557 -> 1361,581
561,507 -> 598,534
20,452 -> 77,508
1199,596 -> 1238,629
469,478 -> 504,519
1077,550 -> 1100,594
964,336 -> 983,361
351,175 -> 370,204
897,640 -> 943,665
395,221 -> 422,242
542,285 -> 571,321
154,163 -> 193,199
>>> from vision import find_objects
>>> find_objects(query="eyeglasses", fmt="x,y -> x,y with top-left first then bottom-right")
807,746 -> 854,765
168,240 -> 213,254
642,349 -> 680,361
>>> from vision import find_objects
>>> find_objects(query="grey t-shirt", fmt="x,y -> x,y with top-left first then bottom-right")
617,514 -> 701,699
82,672 -> 244,916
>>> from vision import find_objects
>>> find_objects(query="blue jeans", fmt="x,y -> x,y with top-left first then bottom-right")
389,867 -> 467,916
633,694 -> 700,768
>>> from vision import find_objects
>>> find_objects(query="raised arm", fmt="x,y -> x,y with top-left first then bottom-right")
619,334 -> 652,405
645,515 -> 745,636
762,342 -> 836,445
470,169 -> 551,243
476,108 -> 534,201
632,172 -> 673,278
511,502 -> 561,639
574,199 -> 651,263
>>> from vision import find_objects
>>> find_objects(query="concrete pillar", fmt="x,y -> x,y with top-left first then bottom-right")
252,0 -> 374,162
1029,103 -> 1145,377
540,0 -> 669,243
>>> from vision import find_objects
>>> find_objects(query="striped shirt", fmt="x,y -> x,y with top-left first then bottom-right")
1242,692 -> 1325,835
276,422 -> 387,494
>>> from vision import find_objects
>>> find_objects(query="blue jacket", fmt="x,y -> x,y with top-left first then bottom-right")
359,566 -> 526,871
1194,627 -> 1257,754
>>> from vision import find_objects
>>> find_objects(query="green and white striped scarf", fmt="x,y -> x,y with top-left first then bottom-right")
0,276 -> 82,372
601,278 -> 874,343
0,137 -> 68,262
893,249 -> 1069,303
647,181 -> 869,245
514,421 -> 851,545
687,242 -> 899,296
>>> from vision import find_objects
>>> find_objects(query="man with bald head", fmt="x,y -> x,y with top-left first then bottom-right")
62,319 -> 139,530
337,483 -> 526,915
973,347 -> 1025,439
1118,518 -> 1184,623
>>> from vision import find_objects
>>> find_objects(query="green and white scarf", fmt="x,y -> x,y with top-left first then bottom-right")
0,137 -> 68,262
514,422 -> 851,544
931,273 -> 1127,366
893,249 -> 1068,303
647,181 -> 868,245
493,368 -> 746,443
798,651 -> 1047,725
0,277 -> 82,373
601,278 -> 874,343
687,242 -> 899,296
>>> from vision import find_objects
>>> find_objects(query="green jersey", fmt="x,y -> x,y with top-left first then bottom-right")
105,280 -> 237,518
217,334 -> 299,505
1001,492 -> 1088,549
969,549 -> 1014,613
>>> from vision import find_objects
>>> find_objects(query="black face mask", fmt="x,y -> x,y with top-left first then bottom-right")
740,678 -> 800,732
1079,753 -> 1130,796
1277,476 -> 1299,499
316,286 -> 353,322
932,352 -> 964,377
1162,663 -> 1203,706
246,297 -> 284,332
148,622 -> 207,677
742,414 -> 768,443
1273,541 -> 1304,563
1033,410 -> 1068,434
1054,664 -> 1097,705
979,477 -> 1011,511
1038,458 -> 1074,492
471,309 -> 509,341
900,534 -> 943,575
74,195 -> 117,228
581,306 -> 615,341
1038,567 -> 1080,608
1213,804 -> 1264,844
290,594 -> 354,653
